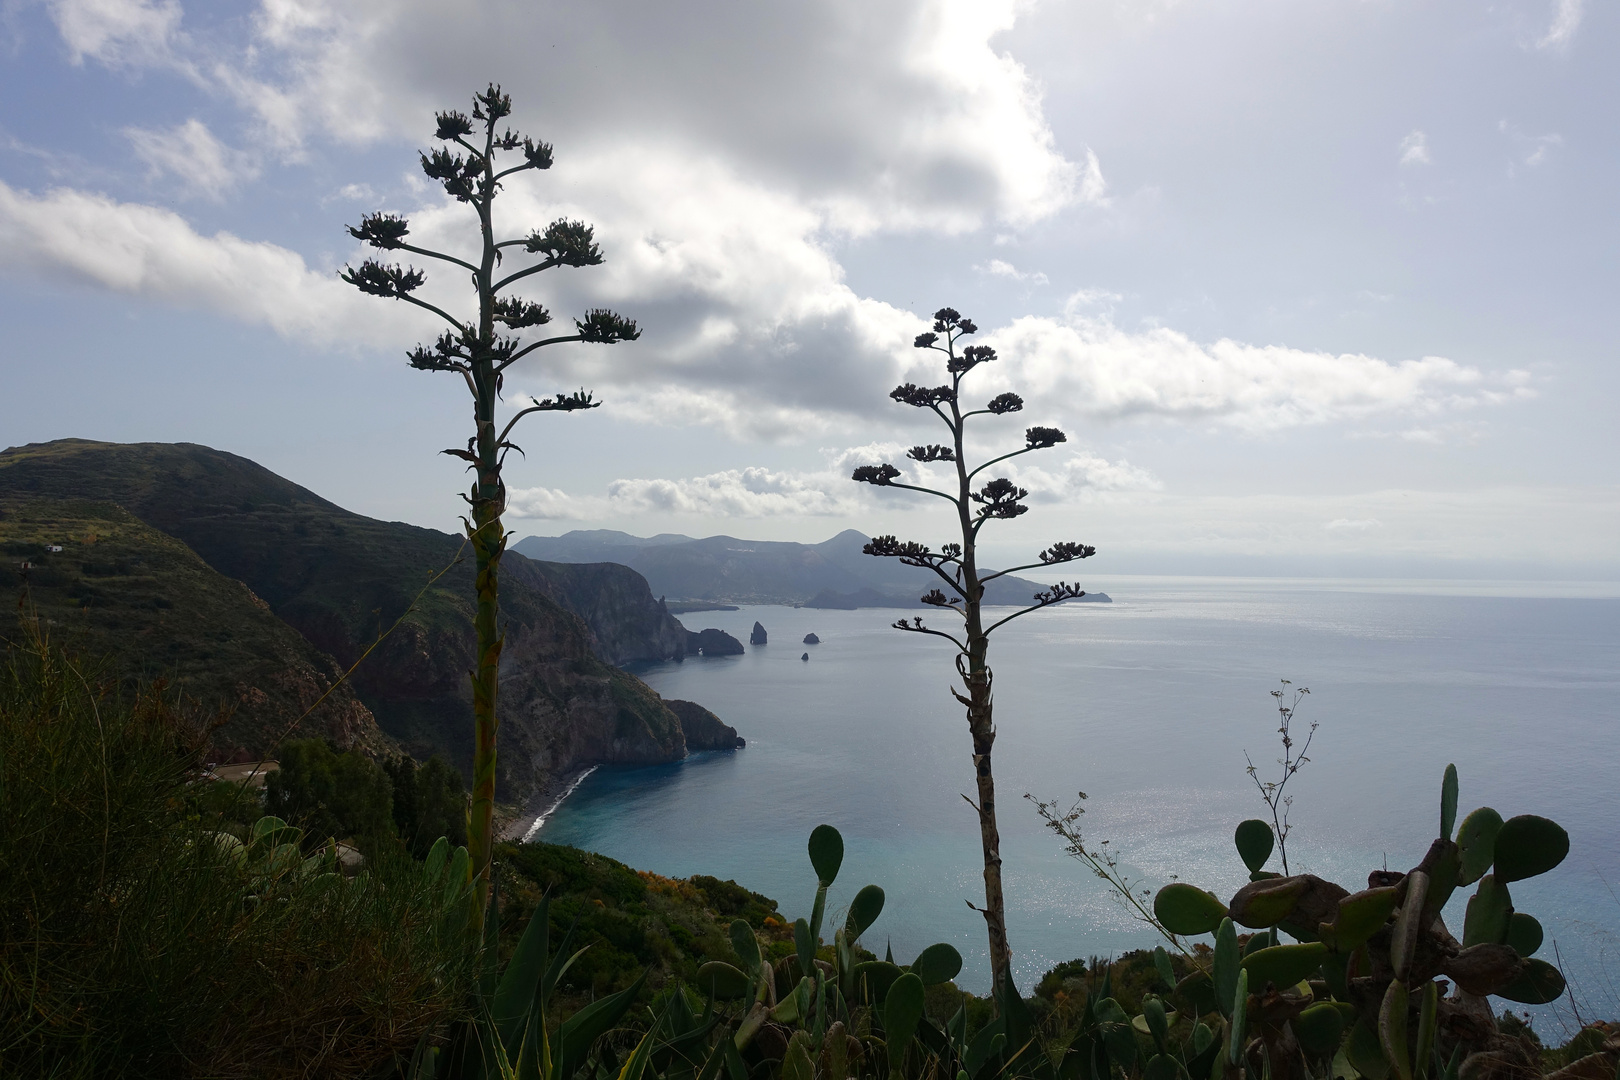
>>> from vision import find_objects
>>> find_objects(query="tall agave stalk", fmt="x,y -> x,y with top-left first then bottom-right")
852,307 -> 1095,995
342,85 -> 638,923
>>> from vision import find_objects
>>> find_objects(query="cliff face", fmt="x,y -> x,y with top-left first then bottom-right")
0,440 -> 698,802
511,558 -> 687,665
666,699 -> 745,751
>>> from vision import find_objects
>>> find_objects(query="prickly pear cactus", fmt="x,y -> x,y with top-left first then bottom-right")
1149,766 -> 1570,1080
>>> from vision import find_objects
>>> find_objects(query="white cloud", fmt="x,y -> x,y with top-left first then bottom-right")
977,259 -> 1048,285
1398,130 -> 1430,167
1537,0 -> 1583,50
216,0 -> 1088,233
1324,518 -> 1381,531
125,119 -> 258,198
47,0 -> 183,67
0,180 -> 413,341
507,443 -> 1157,521
984,314 -> 1534,432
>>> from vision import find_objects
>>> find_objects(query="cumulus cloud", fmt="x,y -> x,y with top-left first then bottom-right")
196,0 -> 1090,233
125,119 -> 257,198
1398,130 -> 1430,166
0,180 -> 415,341
22,0 -> 1535,447
983,314 -> 1533,432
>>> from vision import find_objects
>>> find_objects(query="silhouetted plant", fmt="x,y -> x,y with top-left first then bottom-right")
342,84 -> 638,921
1244,679 -> 1314,875
852,306 -> 1096,998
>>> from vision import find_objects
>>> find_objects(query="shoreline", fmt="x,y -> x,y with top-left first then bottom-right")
499,765 -> 600,844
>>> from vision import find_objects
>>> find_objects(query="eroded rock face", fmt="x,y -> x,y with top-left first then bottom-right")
511,557 -> 688,665
686,627 -> 745,656
666,699 -> 745,750
498,612 -> 687,794
750,621 -> 767,645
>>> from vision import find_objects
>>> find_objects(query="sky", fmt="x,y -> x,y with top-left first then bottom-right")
1,0 -> 1615,579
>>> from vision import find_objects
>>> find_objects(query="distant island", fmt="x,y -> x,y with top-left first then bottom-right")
514,529 -> 1114,608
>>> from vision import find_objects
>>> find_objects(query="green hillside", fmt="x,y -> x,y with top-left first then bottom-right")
0,440 -> 690,801
0,497 -> 383,756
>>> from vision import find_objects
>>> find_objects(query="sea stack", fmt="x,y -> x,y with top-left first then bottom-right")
801,652 -> 809,661
803,632 -> 820,644
750,621 -> 768,645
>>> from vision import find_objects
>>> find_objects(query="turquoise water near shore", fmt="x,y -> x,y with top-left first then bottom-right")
536,578 -> 1620,1022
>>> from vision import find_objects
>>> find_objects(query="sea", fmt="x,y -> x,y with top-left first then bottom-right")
533,577 -> 1620,1029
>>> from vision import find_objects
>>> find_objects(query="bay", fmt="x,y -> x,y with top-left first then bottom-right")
535,577 -> 1620,1023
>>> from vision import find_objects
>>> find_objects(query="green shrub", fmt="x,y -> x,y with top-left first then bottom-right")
266,736 -> 396,849
0,621 -> 477,1078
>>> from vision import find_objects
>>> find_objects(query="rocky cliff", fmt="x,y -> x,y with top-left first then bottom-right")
0,440 -> 720,802
512,558 -> 687,665
665,699 -> 745,751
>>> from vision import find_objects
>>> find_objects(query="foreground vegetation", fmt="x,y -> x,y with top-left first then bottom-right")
0,623 -> 478,1078
2,621 -> 1614,1079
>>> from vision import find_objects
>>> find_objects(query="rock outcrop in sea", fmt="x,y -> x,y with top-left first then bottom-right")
803,632 -> 820,644
750,621 -> 767,645
665,699 -> 745,750
685,627 -> 745,656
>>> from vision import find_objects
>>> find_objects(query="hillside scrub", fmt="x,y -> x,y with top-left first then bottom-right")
262,737 -> 468,857
0,621 -> 478,1079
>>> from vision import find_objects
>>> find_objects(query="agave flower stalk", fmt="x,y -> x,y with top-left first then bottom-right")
342,85 -> 638,925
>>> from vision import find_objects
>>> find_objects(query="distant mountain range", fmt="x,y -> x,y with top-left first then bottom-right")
511,529 -> 1110,607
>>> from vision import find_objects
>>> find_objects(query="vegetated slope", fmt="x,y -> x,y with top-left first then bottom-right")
513,528 -> 1089,606
0,440 -> 701,801
0,498 -> 382,756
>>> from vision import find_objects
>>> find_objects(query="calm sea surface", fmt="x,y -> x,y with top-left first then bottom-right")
536,578 -> 1620,1019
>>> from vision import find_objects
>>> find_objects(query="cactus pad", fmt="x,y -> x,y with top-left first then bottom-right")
1153,883 -> 1228,935
808,823 -> 844,885
1505,912 -> 1543,957
1241,942 -> 1329,991
1492,815 -> 1569,884
730,918 -> 761,973
1496,957 -> 1567,1005
1331,886 -> 1400,953
1379,979 -> 1413,1080
883,973 -> 927,1067
1214,917 -> 1240,1019
1455,807 -> 1504,886
696,960 -> 751,1000
845,883 -> 885,942
1296,1002 -> 1348,1058
909,942 -> 963,986
1441,764 -> 1459,841
1235,819 -> 1275,873
1462,874 -> 1513,947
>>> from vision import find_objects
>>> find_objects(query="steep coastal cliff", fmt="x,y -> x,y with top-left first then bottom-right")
0,439 -> 724,803
512,558 -> 687,665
